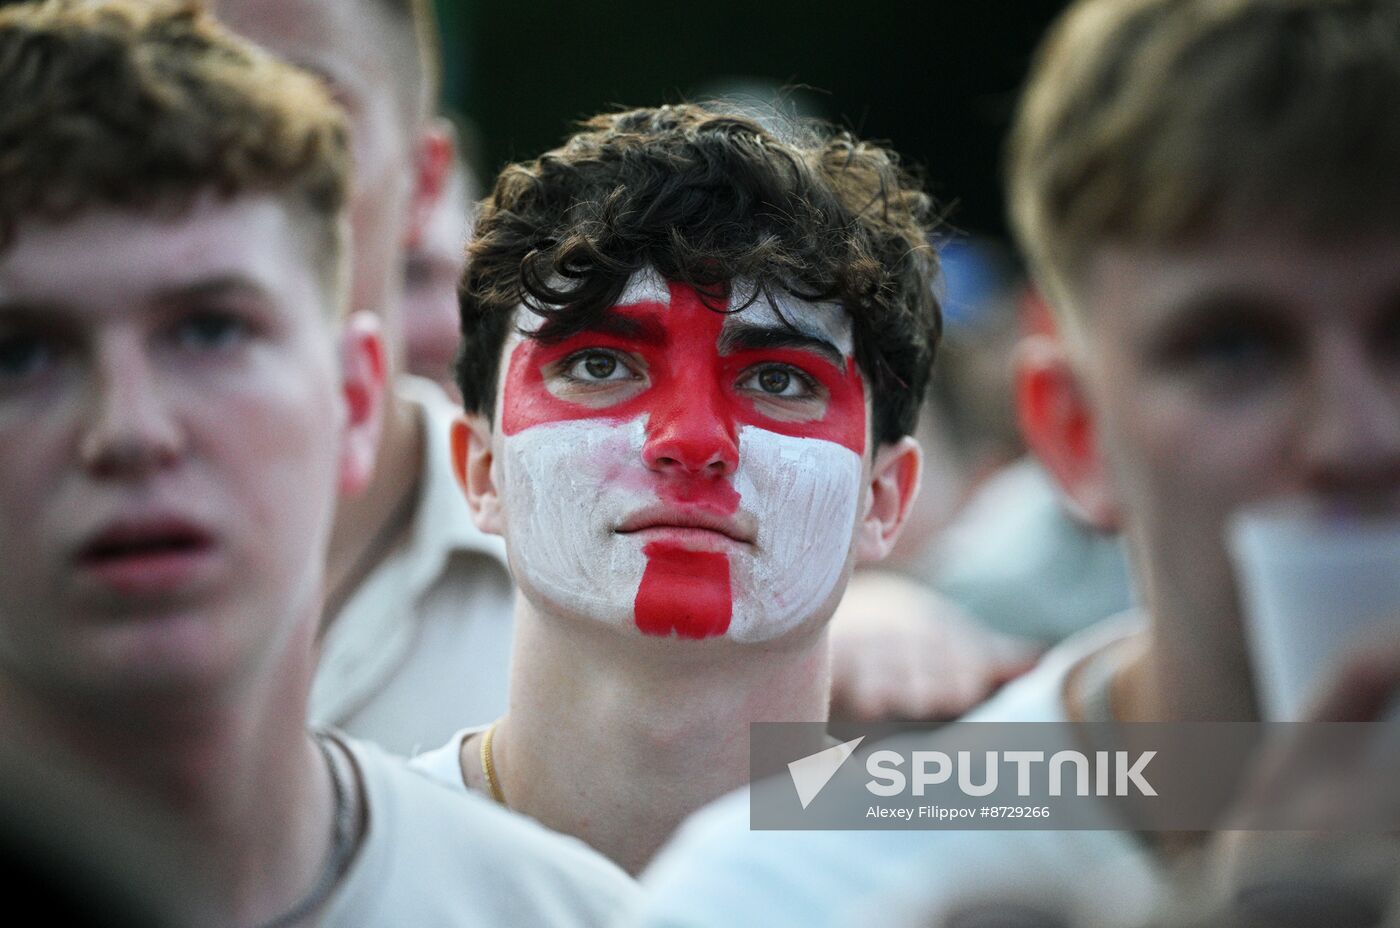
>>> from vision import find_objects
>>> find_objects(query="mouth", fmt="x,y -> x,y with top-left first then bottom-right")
75,517 -> 218,596
614,506 -> 755,546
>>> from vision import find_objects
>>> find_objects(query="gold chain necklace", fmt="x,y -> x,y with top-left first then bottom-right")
480,720 -> 507,806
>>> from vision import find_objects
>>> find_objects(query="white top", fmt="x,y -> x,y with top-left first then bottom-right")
311,377 -> 514,756
410,725 -> 485,794
629,615 -> 1162,928
323,735 -> 637,927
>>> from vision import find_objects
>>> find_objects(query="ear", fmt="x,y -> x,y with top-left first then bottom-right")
405,118 -> 455,249
337,311 -> 387,496
1015,332 -> 1121,531
450,413 -> 504,535
854,435 -> 923,563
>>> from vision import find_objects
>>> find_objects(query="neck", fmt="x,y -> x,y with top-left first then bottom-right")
491,599 -> 831,875
0,616 -> 336,928
1111,599 -> 1258,726
323,389 -> 422,627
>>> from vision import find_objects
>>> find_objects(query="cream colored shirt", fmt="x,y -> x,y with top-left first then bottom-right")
311,377 -> 514,756
324,735 -> 637,927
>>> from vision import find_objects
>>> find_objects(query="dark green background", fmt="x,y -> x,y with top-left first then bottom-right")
432,2 -> 1068,239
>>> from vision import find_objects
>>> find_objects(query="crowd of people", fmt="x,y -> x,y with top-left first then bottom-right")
0,0 -> 1396,925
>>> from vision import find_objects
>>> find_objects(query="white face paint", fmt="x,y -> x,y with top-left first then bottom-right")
495,270 -> 868,643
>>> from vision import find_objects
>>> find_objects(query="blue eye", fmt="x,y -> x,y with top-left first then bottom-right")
0,332 -> 55,383
172,312 -> 250,352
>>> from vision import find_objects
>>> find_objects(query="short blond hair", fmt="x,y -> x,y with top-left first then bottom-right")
1008,0 -> 1400,314
0,0 -> 350,270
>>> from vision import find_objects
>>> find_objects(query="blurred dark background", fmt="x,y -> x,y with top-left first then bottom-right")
431,1 -> 1069,240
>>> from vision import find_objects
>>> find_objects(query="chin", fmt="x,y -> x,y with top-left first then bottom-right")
69,613 -> 274,703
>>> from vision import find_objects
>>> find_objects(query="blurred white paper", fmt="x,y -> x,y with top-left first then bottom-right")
1228,500 -> 1400,721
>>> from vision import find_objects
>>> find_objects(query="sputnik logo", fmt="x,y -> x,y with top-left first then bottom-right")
788,736 -> 865,809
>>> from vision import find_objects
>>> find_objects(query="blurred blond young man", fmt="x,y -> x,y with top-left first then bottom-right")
0,3 -> 633,925
633,2 -> 1400,924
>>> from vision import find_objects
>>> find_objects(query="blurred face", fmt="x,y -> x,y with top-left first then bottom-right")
492,272 -> 871,643
402,161 -> 469,393
0,196 -> 351,700
213,0 -> 415,367
1073,229 -> 1400,634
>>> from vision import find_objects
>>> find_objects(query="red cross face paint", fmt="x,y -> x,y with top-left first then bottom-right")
496,270 -> 867,642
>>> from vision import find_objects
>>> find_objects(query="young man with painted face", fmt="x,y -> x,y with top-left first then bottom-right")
208,0 -> 518,756
631,1 -> 1400,924
0,3 -> 634,925
407,104 -> 938,874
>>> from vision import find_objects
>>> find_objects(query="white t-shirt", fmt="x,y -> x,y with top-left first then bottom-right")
322,735 -> 637,927
629,615 -> 1162,928
410,725 -> 484,794
311,378 -> 514,756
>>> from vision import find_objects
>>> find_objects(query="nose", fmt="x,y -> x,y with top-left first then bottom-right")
642,383 -> 740,478
79,335 -> 184,478
1299,339 -> 1400,495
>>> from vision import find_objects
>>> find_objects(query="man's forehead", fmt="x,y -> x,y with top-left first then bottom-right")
725,282 -> 854,358
516,269 -> 854,356
0,209 -> 342,336
212,0 -> 391,101
0,196 -> 316,305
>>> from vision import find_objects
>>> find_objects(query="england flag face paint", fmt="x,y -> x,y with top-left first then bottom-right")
496,270 -> 866,643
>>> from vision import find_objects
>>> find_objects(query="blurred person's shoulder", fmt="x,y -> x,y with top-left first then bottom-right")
963,610 -> 1146,723
932,459 -> 1135,642
324,734 -> 638,927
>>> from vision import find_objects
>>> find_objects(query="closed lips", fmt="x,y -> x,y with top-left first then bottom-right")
614,508 -> 754,544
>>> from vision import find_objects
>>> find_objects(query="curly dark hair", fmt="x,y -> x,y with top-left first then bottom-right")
457,103 -> 941,447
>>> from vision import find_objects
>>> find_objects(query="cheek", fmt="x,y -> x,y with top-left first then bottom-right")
497,417 -> 652,623
0,407 -> 74,610
726,427 -> 864,642
0,406 -> 67,518
203,356 -> 345,567
1108,378 -> 1296,512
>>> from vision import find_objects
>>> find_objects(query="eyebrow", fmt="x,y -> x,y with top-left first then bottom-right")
533,305 -> 669,345
0,275 -> 272,323
147,275 -> 272,310
717,321 -> 845,368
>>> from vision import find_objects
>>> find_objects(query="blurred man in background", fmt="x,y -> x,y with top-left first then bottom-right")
211,0 -> 516,755
402,117 -> 479,399
633,1 -> 1400,925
